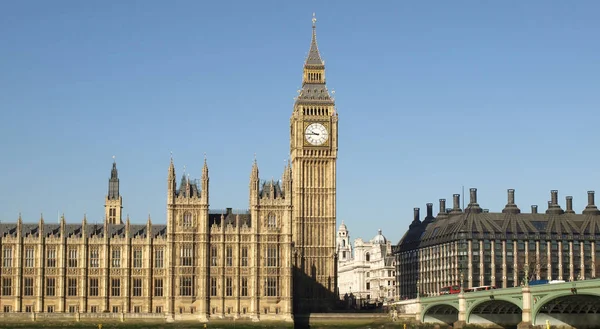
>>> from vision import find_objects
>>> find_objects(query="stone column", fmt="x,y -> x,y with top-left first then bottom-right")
580,241 -> 585,280
535,241 -> 540,280
467,240 -> 473,288
502,240 -> 507,288
491,240 -> 496,287
518,285 -> 533,329
592,241 -> 596,278
558,241 -> 563,280
454,291 -> 467,329
569,241 -> 574,281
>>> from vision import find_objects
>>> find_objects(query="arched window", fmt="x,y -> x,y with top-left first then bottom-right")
342,240 -> 346,247
267,213 -> 277,228
183,212 -> 192,227
365,253 -> 370,262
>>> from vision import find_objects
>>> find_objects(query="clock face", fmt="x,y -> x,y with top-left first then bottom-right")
305,122 -> 329,146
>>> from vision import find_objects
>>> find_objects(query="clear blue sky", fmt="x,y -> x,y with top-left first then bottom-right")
1,1 -> 599,244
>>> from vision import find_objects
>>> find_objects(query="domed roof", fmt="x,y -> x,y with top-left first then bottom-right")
372,229 -> 387,244
338,220 -> 347,231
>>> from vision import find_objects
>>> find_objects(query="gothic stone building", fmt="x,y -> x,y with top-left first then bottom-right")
0,17 -> 338,322
394,188 -> 600,299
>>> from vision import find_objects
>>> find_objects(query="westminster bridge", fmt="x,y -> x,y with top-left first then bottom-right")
404,278 -> 600,328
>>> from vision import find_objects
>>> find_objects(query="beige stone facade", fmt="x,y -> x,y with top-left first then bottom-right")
0,17 -> 338,322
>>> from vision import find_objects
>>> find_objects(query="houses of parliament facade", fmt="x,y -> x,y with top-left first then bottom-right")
0,16 -> 338,322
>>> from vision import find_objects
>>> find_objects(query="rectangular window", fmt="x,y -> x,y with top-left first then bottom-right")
23,277 -> 34,296
154,278 -> 163,297
90,248 -> 99,268
265,277 -> 278,297
68,278 -> 77,296
133,249 -> 143,268
46,278 -> 56,296
211,247 -> 218,266
210,277 -> 217,296
68,248 -> 78,268
180,276 -> 193,296
112,248 -> 121,268
112,306 -> 119,313
90,306 -> 98,313
133,278 -> 142,297
154,249 -> 164,268
68,305 -> 77,313
46,247 -> 56,267
226,277 -> 233,296
155,306 -> 163,313
25,247 -> 35,268
241,278 -> 248,297
2,247 -> 12,268
25,305 -> 32,313
89,278 -> 99,297
181,246 -> 193,267
226,246 -> 233,267
111,278 -> 121,297
241,247 -> 248,267
47,305 -> 54,313
2,278 -> 12,296
267,245 -> 278,267
134,305 -> 141,313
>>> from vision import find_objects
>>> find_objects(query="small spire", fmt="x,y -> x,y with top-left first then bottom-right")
202,154 -> 209,177
147,213 -> 152,226
83,213 -> 87,225
112,155 -> 116,163
312,12 -> 316,28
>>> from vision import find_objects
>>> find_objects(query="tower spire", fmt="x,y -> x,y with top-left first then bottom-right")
306,13 -> 324,66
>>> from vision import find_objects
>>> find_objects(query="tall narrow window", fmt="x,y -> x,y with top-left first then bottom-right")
210,278 -> 217,296
25,247 -> 35,268
46,278 -> 56,296
183,212 -> 192,227
181,246 -> 193,266
133,249 -> 143,268
265,277 -> 278,297
111,278 -> 121,297
68,248 -> 78,268
90,248 -> 99,268
112,248 -> 121,268
226,247 -> 233,267
46,247 -> 56,267
154,249 -> 164,268
267,213 -> 277,228
180,276 -> 192,296
226,277 -> 233,296
241,278 -> 248,297
132,278 -> 142,297
89,278 -> 99,297
2,278 -> 11,296
67,278 -> 77,296
154,279 -> 163,297
267,245 -> 278,267
211,247 -> 218,266
241,247 -> 248,267
23,277 -> 34,296
2,247 -> 12,268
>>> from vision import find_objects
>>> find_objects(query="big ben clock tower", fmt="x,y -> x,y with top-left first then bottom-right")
290,14 -> 338,312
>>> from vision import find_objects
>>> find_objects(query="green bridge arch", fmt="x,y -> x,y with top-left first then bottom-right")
531,289 -> 600,326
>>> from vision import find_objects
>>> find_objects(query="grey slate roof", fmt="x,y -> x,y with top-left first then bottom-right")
396,190 -> 600,252
0,222 -> 167,239
306,25 -> 324,66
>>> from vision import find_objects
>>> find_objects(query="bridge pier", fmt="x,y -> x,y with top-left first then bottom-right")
453,292 -> 467,329
517,286 -> 533,329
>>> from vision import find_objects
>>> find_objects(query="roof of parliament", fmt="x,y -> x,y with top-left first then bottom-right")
396,188 -> 600,252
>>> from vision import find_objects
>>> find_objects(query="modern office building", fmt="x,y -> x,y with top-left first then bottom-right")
394,188 -> 600,299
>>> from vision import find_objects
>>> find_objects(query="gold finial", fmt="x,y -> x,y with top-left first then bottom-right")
112,155 -> 116,162
170,151 -> 173,160
312,13 -> 316,28
254,153 -> 257,163
204,152 -> 207,161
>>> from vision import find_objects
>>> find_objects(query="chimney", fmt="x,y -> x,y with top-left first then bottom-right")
469,188 -> 477,204
508,189 -> 515,204
426,203 -> 433,218
503,189 -> 520,214
413,208 -> 420,222
438,199 -> 447,217
531,205 -> 538,214
565,196 -> 574,213
226,207 -> 233,215
450,194 -> 462,213
547,190 -> 564,214
551,190 -> 558,206
583,191 -> 600,215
